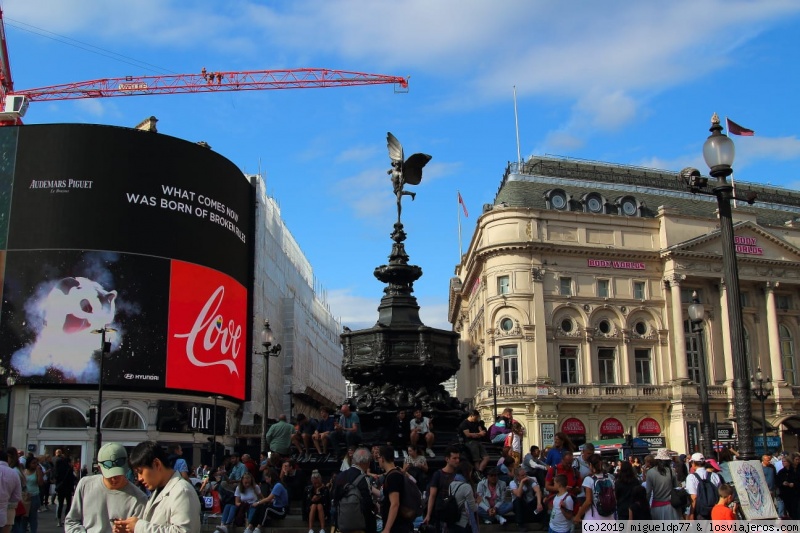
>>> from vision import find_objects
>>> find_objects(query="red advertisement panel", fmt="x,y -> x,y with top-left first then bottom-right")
167,261 -> 246,399
599,417 -> 624,435
637,417 -> 662,435
561,417 -> 586,435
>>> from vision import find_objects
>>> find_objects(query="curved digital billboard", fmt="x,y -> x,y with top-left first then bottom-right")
0,125 -> 253,399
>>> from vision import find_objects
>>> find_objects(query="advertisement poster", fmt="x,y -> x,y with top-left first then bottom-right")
0,250 -> 169,387
0,124 -> 254,400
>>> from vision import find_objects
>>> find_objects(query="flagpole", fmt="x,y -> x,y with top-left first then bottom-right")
725,117 -> 738,208
514,86 -> 522,170
457,190 -> 463,259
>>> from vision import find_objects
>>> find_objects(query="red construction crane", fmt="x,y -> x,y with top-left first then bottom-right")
0,9 -> 407,125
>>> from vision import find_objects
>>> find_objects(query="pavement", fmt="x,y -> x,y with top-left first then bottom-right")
24,505 -> 63,533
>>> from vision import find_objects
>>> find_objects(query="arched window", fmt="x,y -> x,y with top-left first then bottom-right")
781,324 -> 796,385
41,407 -> 87,429
103,407 -> 145,430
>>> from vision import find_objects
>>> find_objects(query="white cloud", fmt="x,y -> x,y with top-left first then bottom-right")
327,287 -> 451,331
336,145 -> 380,164
737,136 -> 800,162
73,98 -> 110,118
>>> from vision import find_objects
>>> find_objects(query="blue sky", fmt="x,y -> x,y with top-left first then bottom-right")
4,1 -> 800,330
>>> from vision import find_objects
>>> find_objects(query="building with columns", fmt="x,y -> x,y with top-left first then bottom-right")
449,156 -> 800,453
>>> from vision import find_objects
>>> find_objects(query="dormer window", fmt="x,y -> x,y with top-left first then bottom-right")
582,192 -> 606,214
545,189 -> 569,210
616,195 -> 641,217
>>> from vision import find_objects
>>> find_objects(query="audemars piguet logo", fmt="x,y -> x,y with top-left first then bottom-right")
173,286 -> 241,375
29,179 -> 94,189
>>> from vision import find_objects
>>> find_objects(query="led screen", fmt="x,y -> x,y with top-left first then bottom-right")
0,125 -> 253,399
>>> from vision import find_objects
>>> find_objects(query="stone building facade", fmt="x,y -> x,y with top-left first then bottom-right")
449,156 -> 800,453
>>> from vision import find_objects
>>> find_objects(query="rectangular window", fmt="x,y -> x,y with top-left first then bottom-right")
560,277 -> 572,296
597,279 -> 610,298
684,320 -> 704,384
777,295 -> 793,311
633,281 -> 646,300
559,346 -> 579,384
597,347 -> 616,384
635,349 -> 652,385
740,292 -> 750,308
498,275 -> 510,295
500,345 -> 519,385
781,327 -> 796,386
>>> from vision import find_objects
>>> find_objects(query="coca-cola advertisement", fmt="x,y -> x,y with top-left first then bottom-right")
166,261 -> 247,399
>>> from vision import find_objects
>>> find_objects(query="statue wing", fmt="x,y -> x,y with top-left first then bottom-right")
402,152 -> 432,185
387,132 -> 404,163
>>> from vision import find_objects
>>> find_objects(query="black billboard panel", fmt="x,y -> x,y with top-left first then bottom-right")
8,125 -> 251,286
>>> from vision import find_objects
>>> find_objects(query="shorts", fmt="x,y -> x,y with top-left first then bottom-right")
465,440 -> 487,460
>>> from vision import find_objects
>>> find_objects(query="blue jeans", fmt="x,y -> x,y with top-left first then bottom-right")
15,493 -> 40,533
221,503 -> 238,525
477,502 -> 513,522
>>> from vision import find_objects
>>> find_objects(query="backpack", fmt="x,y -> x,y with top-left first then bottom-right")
336,472 -> 367,532
692,472 -> 719,518
591,474 -> 617,517
436,482 -> 464,525
388,470 -> 423,521
503,432 -> 513,448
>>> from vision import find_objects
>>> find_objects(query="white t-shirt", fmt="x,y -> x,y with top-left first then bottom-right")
550,493 -> 574,533
685,469 -> 721,495
581,475 -> 616,521
234,485 -> 261,504
410,417 -> 431,433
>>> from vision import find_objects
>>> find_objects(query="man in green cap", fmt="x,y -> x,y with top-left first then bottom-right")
65,442 -> 147,533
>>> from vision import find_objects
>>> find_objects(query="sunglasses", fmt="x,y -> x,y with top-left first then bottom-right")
98,457 -> 127,470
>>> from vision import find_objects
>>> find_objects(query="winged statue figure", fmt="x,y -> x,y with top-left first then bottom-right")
387,132 -> 431,223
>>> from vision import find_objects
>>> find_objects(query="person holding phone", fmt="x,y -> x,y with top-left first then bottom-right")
65,443 -> 147,533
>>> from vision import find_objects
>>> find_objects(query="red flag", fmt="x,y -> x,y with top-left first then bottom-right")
458,192 -> 468,217
726,118 -> 755,136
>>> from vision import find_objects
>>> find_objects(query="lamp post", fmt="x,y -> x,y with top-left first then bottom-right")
681,113 -> 756,459
208,395 -> 223,469
0,366 -> 16,450
255,320 -> 281,451
687,291 -> 714,459
487,355 -> 501,420
751,368 -> 773,455
90,325 -> 115,464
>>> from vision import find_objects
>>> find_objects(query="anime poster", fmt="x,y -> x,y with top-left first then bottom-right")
728,459 -> 778,519
0,250 -> 170,388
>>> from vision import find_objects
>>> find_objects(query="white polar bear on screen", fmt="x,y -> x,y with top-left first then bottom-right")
18,276 -> 117,378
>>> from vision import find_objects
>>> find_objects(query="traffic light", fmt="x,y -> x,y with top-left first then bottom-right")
86,408 -> 97,427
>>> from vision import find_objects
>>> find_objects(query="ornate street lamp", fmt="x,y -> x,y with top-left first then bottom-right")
751,368 -> 773,455
90,325 -> 116,465
255,320 -> 281,450
687,291 -> 714,459
681,113 -> 756,459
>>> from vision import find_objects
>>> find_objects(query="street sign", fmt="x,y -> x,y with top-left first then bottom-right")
754,436 -> 782,454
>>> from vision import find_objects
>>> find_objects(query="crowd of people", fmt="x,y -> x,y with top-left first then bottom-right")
0,403 -> 792,533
